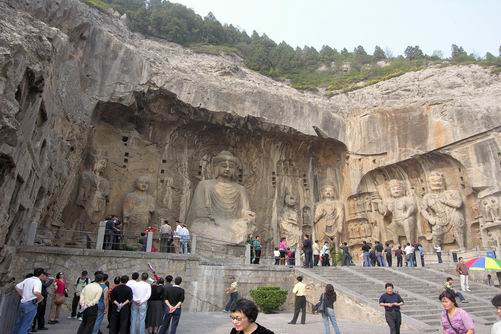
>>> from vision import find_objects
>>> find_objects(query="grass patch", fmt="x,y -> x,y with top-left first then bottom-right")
189,43 -> 242,57
82,0 -> 111,13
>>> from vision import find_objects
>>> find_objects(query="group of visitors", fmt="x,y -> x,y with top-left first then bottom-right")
12,267 -> 186,334
159,220 -> 191,254
361,241 -> 428,267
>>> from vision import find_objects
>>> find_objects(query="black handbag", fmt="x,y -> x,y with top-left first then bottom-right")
314,293 -> 325,313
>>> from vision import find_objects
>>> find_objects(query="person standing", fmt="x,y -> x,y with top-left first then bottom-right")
180,224 -> 190,254
456,257 -> 470,292
70,271 -> 90,320
404,243 -> 415,267
329,237 -> 337,267
13,268 -> 46,334
130,273 -> 151,334
439,290 -> 474,334
395,246 -> 403,267
77,272 -> 104,334
385,243 -> 393,267
246,234 -> 255,264
313,240 -> 321,267
279,237 -> 288,265
434,244 -> 443,264
375,241 -> 385,267
491,294 -> 501,334
173,221 -> 182,254
302,235 -> 313,268
273,247 -> 280,265
418,244 -> 425,267
159,276 -> 185,334
361,241 -> 371,267
319,284 -> 341,334
379,283 -> 404,334
109,275 -> 133,334
91,273 -> 109,334
321,241 -> 330,266
224,276 -> 239,312
340,242 -> 352,266
288,276 -> 306,325
146,278 -> 165,334
48,272 -> 66,325
32,272 -> 54,331
159,220 -> 173,253
253,236 -> 262,264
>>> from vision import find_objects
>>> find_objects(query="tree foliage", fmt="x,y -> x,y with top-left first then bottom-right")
85,0 -> 501,92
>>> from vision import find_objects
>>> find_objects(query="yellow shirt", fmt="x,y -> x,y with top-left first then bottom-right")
79,282 -> 103,307
292,282 -> 306,296
228,282 -> 238,293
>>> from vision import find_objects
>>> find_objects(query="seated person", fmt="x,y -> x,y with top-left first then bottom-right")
444,277 -> 468,303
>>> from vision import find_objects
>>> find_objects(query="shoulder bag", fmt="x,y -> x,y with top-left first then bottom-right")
446,311 -> 462,334
314,293 -> 325,313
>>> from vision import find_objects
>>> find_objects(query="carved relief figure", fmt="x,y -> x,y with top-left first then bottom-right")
123,175 -> 156,235
76,154 -> 110,223
481,196 -> 501,223
420,171 -> 466,250
314,185 -> 344,245
279,193 -> 302,248
375,179 -> 417,244
187,151 -> 255,243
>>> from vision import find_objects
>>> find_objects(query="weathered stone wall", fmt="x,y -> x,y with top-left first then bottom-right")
10,246 -> 295,311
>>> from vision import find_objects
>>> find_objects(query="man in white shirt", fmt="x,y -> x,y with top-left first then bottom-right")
179,224 -> 191,254
173,221 -> 182,254
130,272 -> 151,334
13,268 -> 46,334
434,244 -> 443,263
288,276 -> 307,325
159,220 -> 173,253
404,243 -> 415,267
491,294 -> 501,334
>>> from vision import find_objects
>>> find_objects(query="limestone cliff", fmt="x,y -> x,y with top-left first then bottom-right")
0,0 -> 500,283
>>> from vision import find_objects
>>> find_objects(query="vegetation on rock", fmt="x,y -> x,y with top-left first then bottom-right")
84,0 -> 501,94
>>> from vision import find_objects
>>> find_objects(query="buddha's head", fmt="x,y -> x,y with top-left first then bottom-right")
284,193 -> 297,207
429,171 -> 445,192
321,185 -> 336,200
213,151 -> 239,180
135,176 -> 150,192
388,179 -> 404,198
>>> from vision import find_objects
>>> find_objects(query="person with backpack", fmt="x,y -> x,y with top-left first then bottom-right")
70,271 -> 90,320
317,284 -> 341,334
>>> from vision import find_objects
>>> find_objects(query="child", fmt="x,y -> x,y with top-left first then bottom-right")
274,247 -> 280,265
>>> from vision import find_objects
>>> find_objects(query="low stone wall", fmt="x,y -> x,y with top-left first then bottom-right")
9,246 -> 296,313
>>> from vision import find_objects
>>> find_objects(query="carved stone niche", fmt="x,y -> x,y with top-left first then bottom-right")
479,191 -> 501,248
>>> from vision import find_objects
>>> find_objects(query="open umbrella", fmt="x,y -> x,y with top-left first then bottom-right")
464,257 -> 501,271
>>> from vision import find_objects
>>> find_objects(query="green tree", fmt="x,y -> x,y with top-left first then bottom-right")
404,45 -> 424,60
373,45 -> 386,60
354,45 -> 367,56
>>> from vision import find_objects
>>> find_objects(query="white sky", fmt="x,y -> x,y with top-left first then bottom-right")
172,0 -> 501,57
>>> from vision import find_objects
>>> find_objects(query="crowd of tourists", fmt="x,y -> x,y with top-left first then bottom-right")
102,218 -> 191,255
360,240 -> 433,268
12,267 -> 186,334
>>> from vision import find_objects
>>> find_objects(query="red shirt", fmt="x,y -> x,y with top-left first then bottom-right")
54,279 -> 66,295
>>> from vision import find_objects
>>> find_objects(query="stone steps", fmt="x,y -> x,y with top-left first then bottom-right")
302,266 -> 498,330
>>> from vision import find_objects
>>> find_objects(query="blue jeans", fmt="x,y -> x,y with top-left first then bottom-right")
181,240 -> 188,254
159,308 -> 182,334
91,303 -> 105,334
376,252 -> 385,267
363,252 -> 371,267
322,307 -> 341,334
13,300 -> 38,334
130,303 -> 148,334
225,292 -> 238,311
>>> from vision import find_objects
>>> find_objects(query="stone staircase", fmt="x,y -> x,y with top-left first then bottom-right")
300,266 -> 499,333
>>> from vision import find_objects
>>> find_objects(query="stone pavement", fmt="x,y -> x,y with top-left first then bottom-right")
46,309 -> 428,334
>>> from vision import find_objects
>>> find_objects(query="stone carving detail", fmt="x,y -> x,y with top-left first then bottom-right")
76,154 -> 110,223
187,151 -> 255,243
374,179 -> 417,244
314,185 -> 344,244
278,193 -> 302,248
479,193 -> 501,248
420,171 -> 465,250
123,175 -> 156,234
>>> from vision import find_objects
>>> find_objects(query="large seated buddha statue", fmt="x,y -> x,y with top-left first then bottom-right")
187,151 -> 255,243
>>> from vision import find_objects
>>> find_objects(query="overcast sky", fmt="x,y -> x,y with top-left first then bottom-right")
171,0 -> 501,57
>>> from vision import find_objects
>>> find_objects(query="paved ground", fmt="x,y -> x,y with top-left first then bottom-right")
43,309 -> 428,334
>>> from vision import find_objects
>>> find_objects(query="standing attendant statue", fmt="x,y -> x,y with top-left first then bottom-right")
314,185 -> 344,245
279,193 -> 302,249
77,155 -> 110,223
420,171 -> 466,250
122,176 -> 156,237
